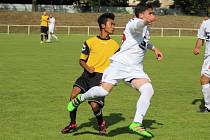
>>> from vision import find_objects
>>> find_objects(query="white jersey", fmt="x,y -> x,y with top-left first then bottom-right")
110,18 -> 151,66
49,17 -> 55,33
197,19 -> 210,57
49,17 -> 55,27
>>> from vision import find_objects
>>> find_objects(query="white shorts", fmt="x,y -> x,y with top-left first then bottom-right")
49,25 -> 54,33
102,61 -> 151,85
201,56 -> 210,77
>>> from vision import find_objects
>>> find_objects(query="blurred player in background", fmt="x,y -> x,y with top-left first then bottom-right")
47,14 -> 58,42
204,16 -> 209,21
203,12 -> 209,21
40,11 -> 49,43
67,3 -> 164,138
193,16 -> 210,112
61,13 -> 119,135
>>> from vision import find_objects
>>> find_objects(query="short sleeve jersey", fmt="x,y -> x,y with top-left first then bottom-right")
40,15 -> 49,27
197,19 -> 210,57
80,36 -> 119,73
110,18 -> 150,66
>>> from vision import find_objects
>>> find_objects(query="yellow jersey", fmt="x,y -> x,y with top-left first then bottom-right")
40,15 -> 49,27
80,36 -> 119,73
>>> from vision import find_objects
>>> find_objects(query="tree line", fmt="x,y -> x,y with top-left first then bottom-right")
174,0 -> 209,15
2,0 -> 209,15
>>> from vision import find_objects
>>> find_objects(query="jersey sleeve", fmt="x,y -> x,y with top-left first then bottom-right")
147,42 -> 155,50
130,18 -> 145,32
80,41 -> 90,61
197,21 -> 206,39
136,19 -> 145,30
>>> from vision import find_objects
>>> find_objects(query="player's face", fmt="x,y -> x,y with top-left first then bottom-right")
104,18 -> 115,34
43,12 -> 47,16
140,8 -> 156,24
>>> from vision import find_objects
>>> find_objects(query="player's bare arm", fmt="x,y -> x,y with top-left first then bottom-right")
193,38 -> 203,55
79,59 -> 95,73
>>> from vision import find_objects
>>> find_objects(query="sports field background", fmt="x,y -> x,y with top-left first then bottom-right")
0,34 -> 210,140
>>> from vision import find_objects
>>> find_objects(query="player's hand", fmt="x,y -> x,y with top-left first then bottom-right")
193,48 -> 200,55
154,48 -> 164,61
143,14 -> 156,25
87,67 -> 95,74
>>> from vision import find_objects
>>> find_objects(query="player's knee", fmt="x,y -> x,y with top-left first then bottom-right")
70,87 -> 81,100
200,75 -> 210,85
70,94 -> 77,100
138,83 -> 154,97
89,102 -> 103,117
90,102 -> 100,112
101,83 -> 113,93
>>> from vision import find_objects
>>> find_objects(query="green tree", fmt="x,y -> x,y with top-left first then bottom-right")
32,0 -> 37,11
84,0 -> 128,7
100,0 -> 128,6
87,0 -> 100,6
174,0 -> 209,15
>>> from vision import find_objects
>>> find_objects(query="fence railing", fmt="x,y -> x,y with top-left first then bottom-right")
0,24 -> 199,37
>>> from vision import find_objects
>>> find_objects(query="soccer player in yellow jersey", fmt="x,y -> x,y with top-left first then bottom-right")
40,11 -> 49,43
61,13 -> 119,135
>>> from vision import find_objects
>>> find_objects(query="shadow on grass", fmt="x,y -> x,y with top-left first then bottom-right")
73,113 -> 125,136
192,98 -> 205,111
73,114 -> 163,139
107,119 -> 163,138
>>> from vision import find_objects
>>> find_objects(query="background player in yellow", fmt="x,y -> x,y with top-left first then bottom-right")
40,11 -> 49,43
61,13 -> 119,135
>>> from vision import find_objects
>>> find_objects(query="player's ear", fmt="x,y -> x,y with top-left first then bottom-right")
139,13 -> 144,19
101,24 -> 105,29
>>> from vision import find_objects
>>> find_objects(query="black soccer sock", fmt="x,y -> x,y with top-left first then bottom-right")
41,34 -> 43,41
94,109 -> 103,126
45,34 -> 48,40
70,108 -> 77,123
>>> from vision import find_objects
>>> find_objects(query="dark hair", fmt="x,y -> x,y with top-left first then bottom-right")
206,12 -> 209,17
97,13 -> 115,29
134,3 -> 153,18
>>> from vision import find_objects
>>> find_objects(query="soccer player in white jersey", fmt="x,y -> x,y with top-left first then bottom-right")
47,14 -> 58,42
193,16 -> 210,112
67,3 -> 164,137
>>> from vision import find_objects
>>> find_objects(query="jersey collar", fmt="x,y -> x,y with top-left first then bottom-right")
97,35 -> 111,40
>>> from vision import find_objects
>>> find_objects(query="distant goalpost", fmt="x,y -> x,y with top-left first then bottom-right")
0,24 -> 198,37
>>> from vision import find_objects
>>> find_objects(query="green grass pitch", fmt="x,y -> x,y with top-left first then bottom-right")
0,34 -> 210,140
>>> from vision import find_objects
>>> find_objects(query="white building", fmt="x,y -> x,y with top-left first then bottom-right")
159,0 -> 174,8
128,0 -> 174,8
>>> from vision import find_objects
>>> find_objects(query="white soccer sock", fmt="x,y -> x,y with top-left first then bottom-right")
80,86 -> 109,101
48,33 -> 51,41
133,83 -> 154,123
202,84 -> 210,109
52,34 -> 58,40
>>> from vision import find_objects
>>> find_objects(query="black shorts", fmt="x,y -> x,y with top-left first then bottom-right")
73,70 -> 105,107
40,26 -> 48,35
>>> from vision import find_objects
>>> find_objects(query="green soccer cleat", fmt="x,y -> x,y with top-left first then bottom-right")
67,94 -> 83,112
128,122 -> 153,138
